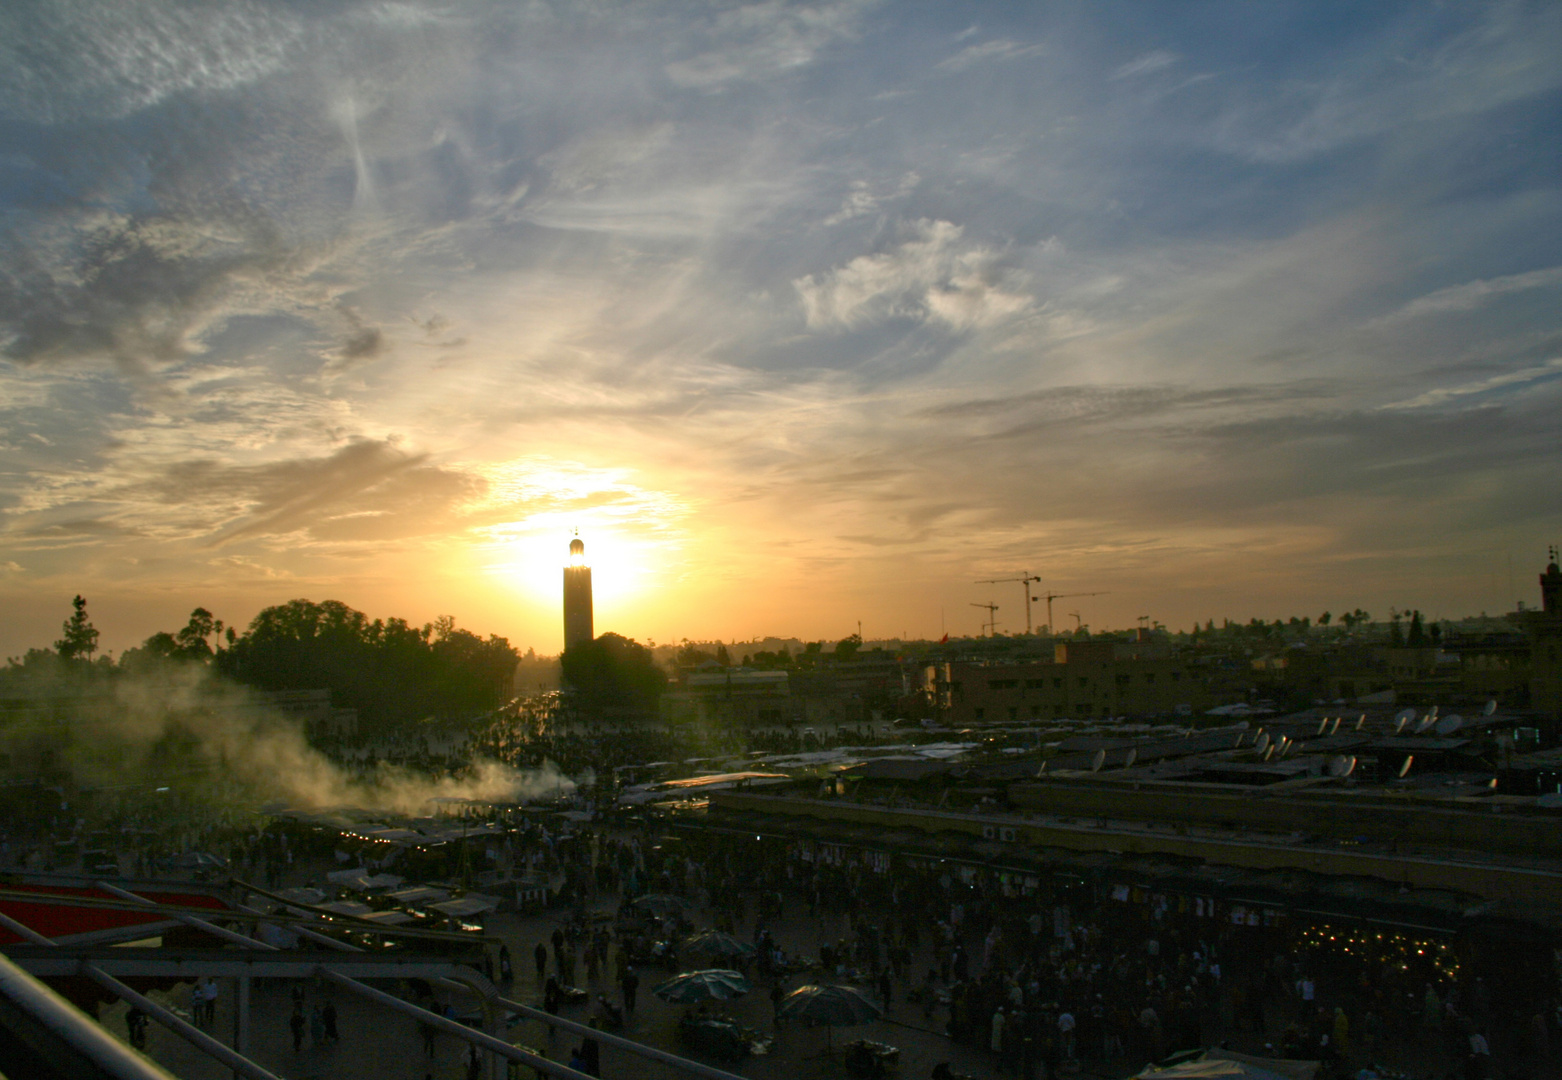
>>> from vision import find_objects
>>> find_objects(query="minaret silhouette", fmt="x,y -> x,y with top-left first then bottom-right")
563,534 -> 594,648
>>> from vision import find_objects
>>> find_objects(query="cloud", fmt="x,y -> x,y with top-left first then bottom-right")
1111,51 -> 1178,80
1370,266 -> 1562,327
0,0 -> 302,123
664,0 -> 875,89
822,172 -> 919,226
1379,358 -> 1562,411
794,220 -> 1031,330
935,39 -> 1045,73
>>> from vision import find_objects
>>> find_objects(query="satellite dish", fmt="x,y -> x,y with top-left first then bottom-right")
1415,715 -> 1436,733
1397,755 -> 1414,779
1394,716 -> 1408,734
1483,700 -> 1497,717
1254,732 -> 1271,753
1429,705 -> 1439,719
1395,708 -> 1416,725
1435,714 -> 1463,736
1330,717 -> 1341,735
1262,744 -> 1275,761
1355,714 -> 1367,731
1091,750 -> 1106,772
1035,761 -> 1047,777
1124,748 -> 1138,769
1317,718 -> 1329,736
1326,755 -> 1356,779
1234,733 -> 1247,749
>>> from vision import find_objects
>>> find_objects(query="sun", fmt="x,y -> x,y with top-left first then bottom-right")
465,457 -> 688,612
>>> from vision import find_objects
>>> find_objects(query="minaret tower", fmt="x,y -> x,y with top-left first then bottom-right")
562,533 -> 594,648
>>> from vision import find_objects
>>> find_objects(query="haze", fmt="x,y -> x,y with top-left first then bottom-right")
2,1 -> 1560,656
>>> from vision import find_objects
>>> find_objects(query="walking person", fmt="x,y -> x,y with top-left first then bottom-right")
289,1007 -> 306,1053
621,967 -> 640,1012
125,1007 -> 148,1050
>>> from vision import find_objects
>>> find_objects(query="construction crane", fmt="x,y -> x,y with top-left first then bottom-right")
1040,591 -> 1107,635
977,573 -> 1042,633
970,601 -> 1000,637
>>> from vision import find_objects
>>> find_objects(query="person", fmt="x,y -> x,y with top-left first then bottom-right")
467,1044 -> 482,1080
622,967 -> 640,1011
535,941 -> 548,980
499,943 -> 513,984
581,1022 -> 602,1078
290,1007 -> 306,1052
126,1007 -> 148,1050
991,1005 -> 1007,1060
1058,1007 -> 1076,1062
322,1000 -> 339,1044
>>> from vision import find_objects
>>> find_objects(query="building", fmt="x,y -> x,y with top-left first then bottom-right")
562,535 -> 593,649
925,640 -> 1210,723
1525,550 -> 1562,726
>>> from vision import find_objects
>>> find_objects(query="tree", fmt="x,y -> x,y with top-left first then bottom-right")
218,599 -> 519,729
1406,610 -> 1427,648
1318,611 -> 1332,626
560,633 -> 666,711
833,633 -> 862,659
55,596 -> 99,661
715,643 -> 732,667
175,608 -> 224,658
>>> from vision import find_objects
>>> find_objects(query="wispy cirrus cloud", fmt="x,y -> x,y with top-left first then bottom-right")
936,38 -> 1045,72
1370,266 -> 1562,327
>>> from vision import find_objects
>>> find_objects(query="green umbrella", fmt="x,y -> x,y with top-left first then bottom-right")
683,931 -> 757,962
652,969 -> 752,1003
776,984 -> 882,1050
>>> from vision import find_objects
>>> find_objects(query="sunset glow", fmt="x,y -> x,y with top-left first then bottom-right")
1,3 -> 1559,654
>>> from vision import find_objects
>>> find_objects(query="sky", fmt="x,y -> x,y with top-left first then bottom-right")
2,1 -> 1561,658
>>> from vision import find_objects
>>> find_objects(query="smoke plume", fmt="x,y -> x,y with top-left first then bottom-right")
5,660 -> 573,816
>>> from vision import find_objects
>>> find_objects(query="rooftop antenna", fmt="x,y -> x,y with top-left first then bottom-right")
1482,699 -> 1497,717
977,573 -> 1042,633
970,601 -> 1000,637
1038,591 -> 1108,635
1435,713 -> 1464,736
1326,755 -> 1356,779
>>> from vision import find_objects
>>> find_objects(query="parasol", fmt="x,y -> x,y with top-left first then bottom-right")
682,930 -> 756,962
652,969 -> 752,1004
776,984 -> 882,1050
631,893 -> 688,916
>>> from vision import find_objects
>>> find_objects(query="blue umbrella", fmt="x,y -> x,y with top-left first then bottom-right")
652,969 -> 752,1004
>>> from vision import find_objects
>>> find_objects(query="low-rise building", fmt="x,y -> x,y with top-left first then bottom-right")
924,640 -> 1211,724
